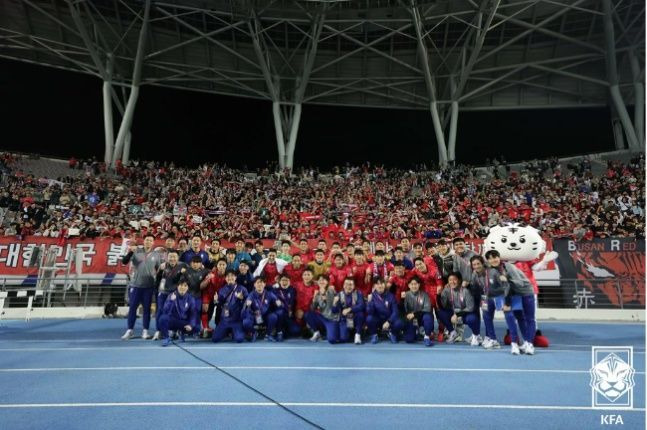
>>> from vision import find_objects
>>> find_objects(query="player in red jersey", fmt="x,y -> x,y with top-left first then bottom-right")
367,250 -> 394,282
200,258 -> 227,336
350,249 -> 372,296
295,238 -> 313,264
387,261 -> 409,303
329,253 -> 352,292
258,248 -> 282,285
294,268 -> 317,327
283,254 -> 305,285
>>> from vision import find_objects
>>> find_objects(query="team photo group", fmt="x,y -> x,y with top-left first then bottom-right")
121,232 -> 547,355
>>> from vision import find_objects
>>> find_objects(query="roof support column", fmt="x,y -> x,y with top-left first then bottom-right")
629,49 -> 644,148
602,0 -> 639,150
411,0 -> 447,166
447,99 -> 459,163
102,55 -> 114,166
111,0 -> 150,168
250,9 -> 324,171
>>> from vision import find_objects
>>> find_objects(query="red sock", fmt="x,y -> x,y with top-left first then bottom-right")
201,314 -> 209,330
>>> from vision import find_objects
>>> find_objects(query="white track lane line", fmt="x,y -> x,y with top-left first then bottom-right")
1,365 -> 643,374
0,401 -> 643,411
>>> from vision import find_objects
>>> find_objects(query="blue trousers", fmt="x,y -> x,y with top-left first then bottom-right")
304,311 -> 339,344
212,319 -> 245,343
436,309 -> 480,336
403,313 -> 434,343
275,309 -> 303,337
507,295 -> 536,343
242,312 -> 279,335
339,312 -> 365,342
481,298 -> 497,340
155,292 -> 169,331
126,286 -> 155,330
158,315 -> 192,339
366,314 -> 404,336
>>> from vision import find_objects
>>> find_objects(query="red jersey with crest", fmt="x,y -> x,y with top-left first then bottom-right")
329,264 -> 352,292
283,263 -> 305,286
350,262 -> 371,296
295,281 -> 317,314
202,272 -> 226,303
261,262 -> 280,285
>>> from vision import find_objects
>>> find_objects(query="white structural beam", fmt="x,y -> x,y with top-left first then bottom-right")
111,0 -> 150,167
250,7 -> 325,170
601,0 -> 639,150
629,49 -> 644,147
411,0 -> 448,166
102,55 -> 114,166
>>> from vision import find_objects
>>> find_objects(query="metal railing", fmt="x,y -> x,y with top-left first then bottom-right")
1,276 -> 644,310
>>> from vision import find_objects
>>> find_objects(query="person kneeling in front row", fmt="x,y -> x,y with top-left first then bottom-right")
242,277 -> 281,342
159,277 -> 199,347
366,278 -> 402,344
437,272 -> 481,345
212,270 -> 248,343
335,277 -> 365,345
402,276 -> 434,347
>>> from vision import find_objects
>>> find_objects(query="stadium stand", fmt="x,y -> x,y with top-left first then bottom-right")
0,150 -> 643,241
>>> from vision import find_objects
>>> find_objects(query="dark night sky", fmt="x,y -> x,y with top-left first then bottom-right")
0,58 -> 616,169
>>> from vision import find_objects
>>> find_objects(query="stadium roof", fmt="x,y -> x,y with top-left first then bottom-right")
0,0 -> 644,167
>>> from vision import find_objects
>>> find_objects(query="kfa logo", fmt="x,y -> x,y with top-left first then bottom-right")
590,346 -> 635,409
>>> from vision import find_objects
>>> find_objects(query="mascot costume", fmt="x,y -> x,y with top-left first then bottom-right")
484,223 -> 558,347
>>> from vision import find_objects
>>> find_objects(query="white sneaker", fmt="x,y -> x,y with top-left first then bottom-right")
152,331 -> 161,341
141,329 -> 152,340
524,342 -> 535,355
481,337 -> 492,349
490,339 -> 501,349
309,331 -> 321,342
476,335 -> 484,345
470,335 -> 480,347
511,342 -> 521,355
447,330 -> 459,344
121,329 -> 134,340
456,325 -> 464,342
519,341 -> 528,354
354,333 -> 362,345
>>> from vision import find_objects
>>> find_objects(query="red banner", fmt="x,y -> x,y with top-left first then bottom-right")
0,237 -> 501,276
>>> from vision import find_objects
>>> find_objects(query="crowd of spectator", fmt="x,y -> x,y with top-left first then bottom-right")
0,151 -> 644,242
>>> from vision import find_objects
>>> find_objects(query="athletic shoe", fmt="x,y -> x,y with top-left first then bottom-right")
141,329 -> 152,340
388,332 -> 398,344
161,338 -> 171,347
309,331 -> 321,342
523,341 -> 535,355
121,329 -> 134,340
277,331 -> 284,342
455,325 -> 464,342
370,334 -> 379,344
354,333 -> 362,345
470,335 -> 481,347
423,336 -> 433,347
481,337 -> 492,349
476,335 -> 484,345
519,341 -> 528,354
490,339 -> 501,349
152,331 -> 161,341
511,342 -> 521,355
447,330 -> 459,344
266,335 -> 277,342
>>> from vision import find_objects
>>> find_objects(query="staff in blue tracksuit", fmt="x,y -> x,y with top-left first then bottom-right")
152,250 -> 187,340
242,277 -> 281,342
273,274 -> 300,340
402,276 -> 434,347
437,272 -> 480,344
159,278 -> 199,346
121,234 -> 163,340
333,277 -> 366,345
366,278 -> 402,344
236,261 -> 255,292
485,250 -> 533,356
470,255 -> 502,349
212,270 -> 248,343
305,275 -> 340,344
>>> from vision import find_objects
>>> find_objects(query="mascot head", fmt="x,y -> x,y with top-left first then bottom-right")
484,223 -> 545,262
